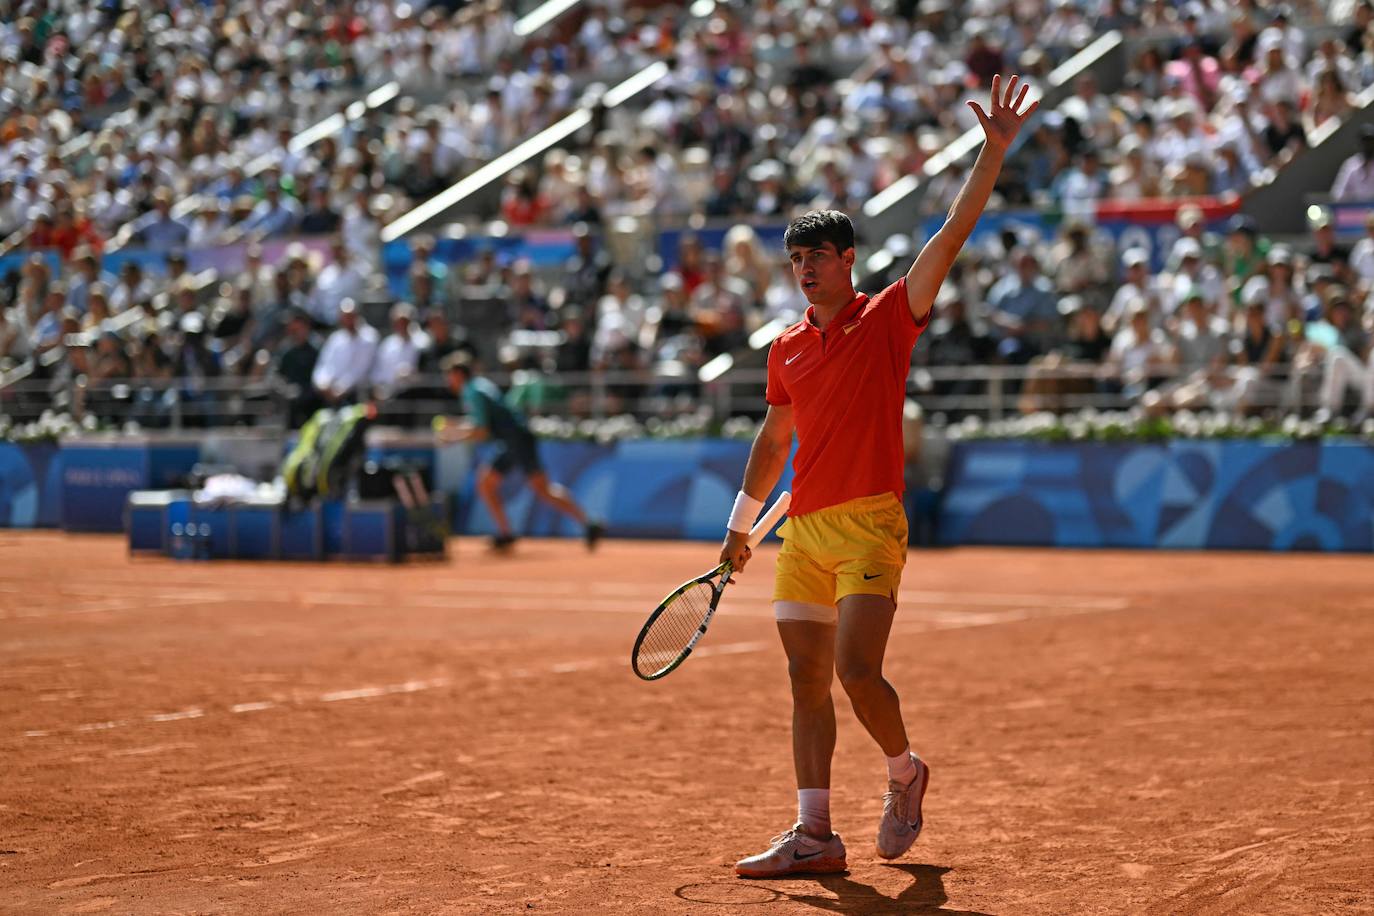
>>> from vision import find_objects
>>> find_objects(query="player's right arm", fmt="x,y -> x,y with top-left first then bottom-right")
719,403 -> 794,574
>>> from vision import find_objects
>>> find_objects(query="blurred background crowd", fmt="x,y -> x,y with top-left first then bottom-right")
2,0 -> 1373,429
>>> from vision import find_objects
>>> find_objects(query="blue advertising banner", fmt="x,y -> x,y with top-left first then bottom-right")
939,439 -> 1374,551
0,443 -> 63,528
456,438 -> 794,541
60,440 -> 200,532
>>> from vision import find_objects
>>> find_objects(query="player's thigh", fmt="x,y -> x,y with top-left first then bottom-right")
835,594 -> 897,684
777,619 -> 836,692
477,463 -> 505,490
832,494 -> 908,604
773,521 -> 838,624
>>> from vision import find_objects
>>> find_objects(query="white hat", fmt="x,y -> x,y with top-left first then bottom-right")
1173,237 -> 1203,260
1122,247 -> 1149,268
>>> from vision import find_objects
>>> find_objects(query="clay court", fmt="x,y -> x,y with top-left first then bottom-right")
1,533 -> 1370,915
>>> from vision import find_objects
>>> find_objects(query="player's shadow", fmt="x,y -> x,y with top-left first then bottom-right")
781,864 -> 992,915
674,864 -> 993,915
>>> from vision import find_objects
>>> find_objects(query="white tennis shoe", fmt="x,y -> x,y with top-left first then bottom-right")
876,754 -> 930,859
735,825 -> 847,878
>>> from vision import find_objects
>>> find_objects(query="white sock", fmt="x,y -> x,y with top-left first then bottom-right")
886,747 -> 918,784
797,788 -> 831,838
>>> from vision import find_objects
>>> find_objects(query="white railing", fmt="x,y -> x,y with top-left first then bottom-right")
0,363 -> 1323,431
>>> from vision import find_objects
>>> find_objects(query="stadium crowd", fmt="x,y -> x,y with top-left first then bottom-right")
2,0 -> 1374,429
5,204 -> 1374,425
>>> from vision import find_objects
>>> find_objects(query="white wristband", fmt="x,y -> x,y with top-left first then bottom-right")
727,491 -> 764,534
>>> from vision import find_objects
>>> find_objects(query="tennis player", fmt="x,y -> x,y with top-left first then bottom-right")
438,351 -> 604,551
727,76 -> 1038,877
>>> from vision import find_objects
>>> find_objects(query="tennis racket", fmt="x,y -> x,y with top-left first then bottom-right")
631,491 -> 791,681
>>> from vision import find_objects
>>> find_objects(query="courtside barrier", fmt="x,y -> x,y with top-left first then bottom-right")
7,436 -> 1372,552
939,439 -> 1374,551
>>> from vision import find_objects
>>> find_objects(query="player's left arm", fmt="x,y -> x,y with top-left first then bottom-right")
904,74 -> 1039,324
435,419 -> 489,443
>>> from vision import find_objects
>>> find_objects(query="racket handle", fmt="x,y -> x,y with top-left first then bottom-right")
746,491 -> 791,550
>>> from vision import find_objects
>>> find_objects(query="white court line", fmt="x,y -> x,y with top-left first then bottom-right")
16,591 -> 1132,743
5,577 -> 1126,609
320,678 -> 449,703
0,596 -> 219,621
148,708 -> 204,723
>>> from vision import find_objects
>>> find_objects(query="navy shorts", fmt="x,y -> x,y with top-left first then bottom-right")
489,431 -> 543,476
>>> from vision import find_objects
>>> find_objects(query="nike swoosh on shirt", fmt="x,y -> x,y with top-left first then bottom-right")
784,353 -> 802,365
862,573 -> 881,580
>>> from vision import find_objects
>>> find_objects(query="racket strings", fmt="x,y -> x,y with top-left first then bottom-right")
636,581 -> 716,675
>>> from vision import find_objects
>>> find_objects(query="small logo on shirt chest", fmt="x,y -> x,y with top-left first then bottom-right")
842,320 -> 862,334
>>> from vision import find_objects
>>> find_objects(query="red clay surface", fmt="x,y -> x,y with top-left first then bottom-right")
1,532 -> 1371,915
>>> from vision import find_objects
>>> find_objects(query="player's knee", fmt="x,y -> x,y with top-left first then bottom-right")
836,661 -> 882,697
787,660 -> 832,707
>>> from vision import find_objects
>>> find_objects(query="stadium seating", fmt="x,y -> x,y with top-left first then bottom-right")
2,0 -> 1373,435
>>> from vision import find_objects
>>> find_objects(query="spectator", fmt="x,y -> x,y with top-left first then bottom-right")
506,260 -> 550,331
66,249 -> 114,316
1235,298 -> 1288,374
1248,246 -> 1306,330
554,307 -> 593,377
1163,238 -> 1225,317
723,224 -> 774,312
89,332 -> 132,382
1220,215 -> 1265,290
0,305 -> 29,368
1050,223 -> 1109,301
1259,99 -> 1307,164
311,299 -> 378,405
1170,290 -> 1231,376
129,189 -> 190,250
591,272 -> 648,367
372,302 -> 423,399
1311,290 -> 1373,421
1308,211 -> 1351,280
0,177 -> 25,241
919,288 -> 996,397
236,181 -> 303,240
110,261 -> 155,314
419,309 -> 474,375
673,234 -> 707,297
690,252 -> 751,357
1330,124 -> 1374,201
308,239 -> 368,325
209,284 -> 257,375
187,199 -> 230,249
1105,248 -> 1160,333
988,248 -> 1061,363
563,225 -> 612,313
169,312 -> 221,399
1107,302 -> 1175,398
1061,296 -> 1111,363
1349,212 -> 1374,286
1306,68 -> 1354,135
273,310 -> 321,429
299,185 -> 342,235
1053,151 -> 1106,223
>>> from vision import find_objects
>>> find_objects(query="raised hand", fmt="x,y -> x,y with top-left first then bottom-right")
967,74 -> 1039,154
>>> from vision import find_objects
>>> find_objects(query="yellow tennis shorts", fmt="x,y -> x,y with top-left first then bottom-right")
772,492 -> 908,625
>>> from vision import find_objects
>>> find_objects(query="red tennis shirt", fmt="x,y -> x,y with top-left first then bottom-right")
766,277 -> 929,517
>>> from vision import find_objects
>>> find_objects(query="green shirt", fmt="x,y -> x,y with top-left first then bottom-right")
462,376 -> 528,441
